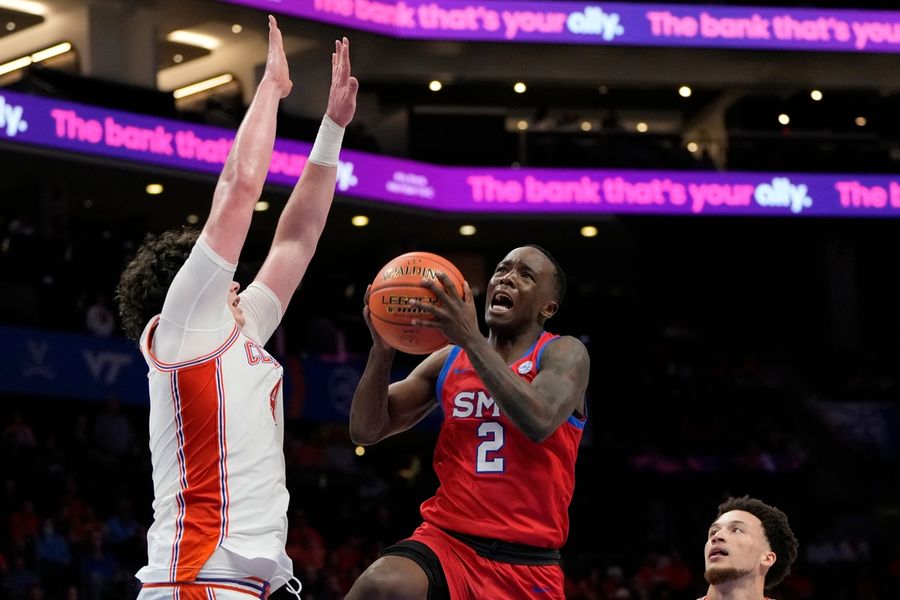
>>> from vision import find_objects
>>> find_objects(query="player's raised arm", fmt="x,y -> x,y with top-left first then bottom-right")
252,36 -> 359,311
349,286 -> 445,445
202,15 -> 292,264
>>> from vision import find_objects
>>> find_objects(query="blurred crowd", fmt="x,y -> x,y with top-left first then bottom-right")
0,343 -> 897,599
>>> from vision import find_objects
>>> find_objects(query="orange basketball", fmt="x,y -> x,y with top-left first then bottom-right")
368,252 -> 465,355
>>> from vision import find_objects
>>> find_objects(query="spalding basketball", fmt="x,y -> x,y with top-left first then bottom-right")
368,252 -> 465,354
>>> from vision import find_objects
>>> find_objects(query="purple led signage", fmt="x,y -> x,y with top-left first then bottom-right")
219,0 -> 900,53
2,89 -> 900,217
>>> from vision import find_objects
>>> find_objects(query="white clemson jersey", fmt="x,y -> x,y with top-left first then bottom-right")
136,316 -> 291,584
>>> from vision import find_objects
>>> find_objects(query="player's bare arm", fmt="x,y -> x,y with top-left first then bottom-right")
413,272 -> 589,443
254,37 -> 359,309
349,286 -> 447,445
203,16 -> 292,263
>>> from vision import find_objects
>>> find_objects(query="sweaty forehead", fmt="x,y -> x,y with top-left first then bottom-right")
499,247 -> 553,273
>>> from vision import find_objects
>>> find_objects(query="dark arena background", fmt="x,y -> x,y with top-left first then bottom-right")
0,0 -> 899,598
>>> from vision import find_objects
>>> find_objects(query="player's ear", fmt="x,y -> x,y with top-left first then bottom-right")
761,550 -> 776,569
540,300 -> 558,321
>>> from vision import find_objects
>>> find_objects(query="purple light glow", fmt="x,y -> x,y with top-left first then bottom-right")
219,0 -> 900,53
2,90 -> 900,217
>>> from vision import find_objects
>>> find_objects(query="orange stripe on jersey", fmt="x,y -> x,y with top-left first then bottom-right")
170,359 -> 227,581
175,585 -> 207,600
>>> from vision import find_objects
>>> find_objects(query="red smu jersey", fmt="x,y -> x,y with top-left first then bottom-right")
420,331 -> 585,549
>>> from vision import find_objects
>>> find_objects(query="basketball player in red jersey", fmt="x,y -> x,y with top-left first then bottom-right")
701,496 -> 798,600
116,16 -> 358,599
345,245 -> 590,600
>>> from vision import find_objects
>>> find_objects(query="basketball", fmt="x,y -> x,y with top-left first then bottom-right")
368,252 -> 466,354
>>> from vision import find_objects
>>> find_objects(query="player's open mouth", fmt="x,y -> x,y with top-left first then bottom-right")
708,548 -> 729,559
490,291 -> 514,313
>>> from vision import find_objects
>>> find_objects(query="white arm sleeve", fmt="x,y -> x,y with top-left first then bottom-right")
153,235 -> 237,363
238,281 -> 283,346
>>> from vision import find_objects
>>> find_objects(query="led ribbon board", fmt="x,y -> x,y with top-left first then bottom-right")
219,0 -> 900,53
1,90 -> 899,217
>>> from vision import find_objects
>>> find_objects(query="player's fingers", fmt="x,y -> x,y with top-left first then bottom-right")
342,37 -> 351,75
435,271 -> 459,299
421,276 -> 451,303
408,298 -> 437,316
364,284 -> 371,305
269,16 -> 283,49
463,281 -> 472,303
411,319 -> 440,329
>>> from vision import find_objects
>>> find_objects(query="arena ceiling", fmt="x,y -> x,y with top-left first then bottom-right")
0,0 -> 898,253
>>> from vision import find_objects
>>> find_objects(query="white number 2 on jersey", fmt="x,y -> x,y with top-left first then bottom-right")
476,421 -> 505,473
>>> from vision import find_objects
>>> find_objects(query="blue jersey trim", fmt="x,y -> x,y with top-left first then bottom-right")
192,578 -> 266,592
567,414 -> 586,429
436,345 -> 463,409
535,333 -> 562,371
515,334 -> 544,366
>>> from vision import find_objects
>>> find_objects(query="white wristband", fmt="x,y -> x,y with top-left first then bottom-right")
308,114 -> 345,167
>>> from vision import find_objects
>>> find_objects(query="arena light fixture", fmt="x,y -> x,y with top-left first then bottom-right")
6,22 -> 15,31
459,225 -> 476,236
186,214 -> 199,224
351,215 -> 369,227
513,82 -> 527,94
687,142 -> 699,153
580,226 -> 598,238
31,41 -> 71,62
231,24 -> 243,34
778,113 -> 790,125
678,85 -> 692,98
355,445 -> 366,457
429,80 -> 442,92
173,73 -> 234,99
172,54 -> 184,64
810,89 -> 823,101
855,116 -> 867,127
636,122 -> 649,133
580,121 -> 592,132
145,183 -> 164,195
0,41 -> 73,77
0,55 -> 32,77
254,200 -> 270,212
0,0 -> 47,15
516,120 -> 528,131
166,30 -> 220,50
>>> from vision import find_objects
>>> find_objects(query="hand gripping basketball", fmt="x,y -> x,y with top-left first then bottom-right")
367,252 -> 465,354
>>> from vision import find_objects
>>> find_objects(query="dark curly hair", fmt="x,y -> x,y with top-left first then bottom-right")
717,496 -> 799,588
115,228 -> 200,341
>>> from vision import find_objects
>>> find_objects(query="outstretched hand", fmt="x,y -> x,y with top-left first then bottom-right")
326,37 -> 359,128
263,15 -> 292,99
411,274 -> 481,348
